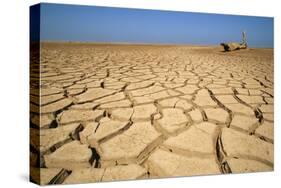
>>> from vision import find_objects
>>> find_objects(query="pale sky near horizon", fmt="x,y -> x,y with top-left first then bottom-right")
31,3 -> 274,48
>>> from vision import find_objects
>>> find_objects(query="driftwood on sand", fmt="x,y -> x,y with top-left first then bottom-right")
220,32 -> 247,51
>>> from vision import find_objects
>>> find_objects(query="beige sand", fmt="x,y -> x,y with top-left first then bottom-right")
30,42 -> 274,184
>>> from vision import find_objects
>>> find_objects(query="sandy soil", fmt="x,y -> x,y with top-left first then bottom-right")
30,42 -> 274,185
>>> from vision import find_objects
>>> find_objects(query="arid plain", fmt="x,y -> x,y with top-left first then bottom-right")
30,43 -> 274,184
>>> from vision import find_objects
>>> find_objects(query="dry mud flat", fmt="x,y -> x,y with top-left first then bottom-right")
30,43 -> 274,185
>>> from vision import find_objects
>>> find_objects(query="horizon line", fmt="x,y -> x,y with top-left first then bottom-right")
38,40 -> 274,49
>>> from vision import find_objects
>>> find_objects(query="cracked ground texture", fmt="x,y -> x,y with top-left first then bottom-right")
30,43 -> 274,185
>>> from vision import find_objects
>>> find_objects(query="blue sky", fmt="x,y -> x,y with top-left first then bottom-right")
38,3 -> 273,48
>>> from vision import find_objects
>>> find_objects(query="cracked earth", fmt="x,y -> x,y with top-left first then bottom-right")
30,43 -> 274,185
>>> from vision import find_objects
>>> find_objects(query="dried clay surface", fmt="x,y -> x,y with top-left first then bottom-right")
30,43 -> 274,185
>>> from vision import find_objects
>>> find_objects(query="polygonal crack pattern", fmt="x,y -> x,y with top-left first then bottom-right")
30,43 -> 274,185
